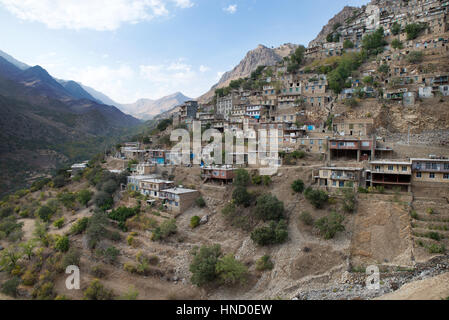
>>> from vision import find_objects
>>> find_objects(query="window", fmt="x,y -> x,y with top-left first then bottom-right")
332,181 -> 337,186
444,174 -> 449,179
416,172 -> 422,178
429,173 -> 435,179
445,163 -> 449,170
362,141 -> 370,147
388,165 -> 394,171
402,166 -> 408,172
375,165 -> 381,171
339,181 -> 345,187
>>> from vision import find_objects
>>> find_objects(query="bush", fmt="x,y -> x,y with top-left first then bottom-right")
190,216 -> 201,229
342,189 -> 356,213
251,220 -> 288,246
151,219 -> 177,241
84,279 -> 114,300
102,179 -> 119,195
427,243 -> 445,254
232,186 -> 252,207
407,51 -> 423,64
255,194 -> 284,221
315,211 -> 345,240
62,248 -> 81,269
391,22 -> 401,35
252,175 -> 262,185
36,205 -> 54,222
262,176 -> 272,186
215,254 -> 248,286
256,255 -> 274,271
52,175 -> 67,188
1,277 -> 20,297
234,169 -> 250,186
70,217 -> 89,235
304,188 -> 329,209
109,206 -> 139,224
57,192 -> 76,209
53,218 -> 65,229
54,235 -> 70,252
103,246 -> 120,264
189,244 -> 222,287
299,212 -> 314,226
377,64 -> 389,75
391,39 -> 403,49
291,150 -> 305,159
77,189 -> 93,207
343,39 -> 354,49
362,27 -> 387,56
195,197 -> 206,208
93,192 -> 113,211
86,211 -> 109,249
405,23 -> 427,40
291,179 -> 305,193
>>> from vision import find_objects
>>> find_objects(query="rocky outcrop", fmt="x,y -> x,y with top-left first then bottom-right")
308,6 -> 360,48
197,43 -> 297,103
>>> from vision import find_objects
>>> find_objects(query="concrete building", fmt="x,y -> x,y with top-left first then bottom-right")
328,137 -> 376,161
314,167 -> 366,190
201,165 -> 235,184
160,187 -> 200,214
139,179 -> 175,198
367,160 -> 412,192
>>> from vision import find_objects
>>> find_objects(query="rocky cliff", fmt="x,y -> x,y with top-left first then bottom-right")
198,43 -> 297,103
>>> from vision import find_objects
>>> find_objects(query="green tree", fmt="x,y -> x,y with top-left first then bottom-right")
233,169 -> 250,186
391,38 -> 403,49
343,40 -> 354,49
36,205 -> 54,222
250,220 -> 288,246
93,191 -> 113,211
255,255 -> 274,271
215,254 -> 248,286
304,188 -> 329,209
189,244 -> 222,287
255,194 -> 284,221
315,211 -> 345,239
291,179 -> 305,193
405,23 -> 427,40
151,219 -> 177,241
407,51 -> 423,64
77,189 -> 93,207
391,22 -> 401,35
362,27 -> 387,55
232,186 -> 252,207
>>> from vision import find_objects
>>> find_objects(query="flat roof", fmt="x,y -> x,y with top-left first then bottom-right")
411,158 -> 449,162
370,160 -> 411,165
141,179 -> 174,184
321,167 -> 363,171
162,188 -> 198,194
128,175 -> 157,180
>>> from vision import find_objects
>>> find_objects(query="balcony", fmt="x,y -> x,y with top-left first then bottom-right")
331,174 -> 355,181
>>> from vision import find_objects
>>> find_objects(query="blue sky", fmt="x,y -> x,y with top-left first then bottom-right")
0,0 -> 369,103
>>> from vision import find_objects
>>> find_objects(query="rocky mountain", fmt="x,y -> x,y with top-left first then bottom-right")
308,6 -> 360,47
0,53 -> 140,196
198,43 -> 298,103
80,83 -> 121,108
121,92 -> 191,120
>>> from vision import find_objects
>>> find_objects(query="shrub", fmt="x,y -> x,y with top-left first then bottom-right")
86,211 -> 109,249
255,194 -> 284,221
84,279 -> 114,300
232,186 -> 252,207
391,39 -> 403,50
315,211 -> 345,240
195,197 -> 206,208
342,189 -> 356,213
102,179 -> 118,195
62,248 -> 81,269
256,255 -> 274,271
426,232 -> 442,241
407,51 -> 423,64
103,246 -> 120,263
54,235 -> 70,252
343,39 -> 354,49
262,176 -> 272,186
93,191 -> 113,211
1,277 -> 20,297
234,169 -> 250,186
427,243 -> 445,254
405,23 -> 427,40
291,179 -> 305,193
151,219 -> 177,241
120,286 -> 139,300
53,218 -> 65,229
36,205 -> 54,222
57,192 -> 76,209
252,175 -> 262,185
299,212 -> 314,226
22,269 -> 38,286
189,244 -> 222,287
52,175 -> 67,188
410,210 -> 418,220
109,206 -> 139,223
70,217 -> 89,235
91,265 -> 107,278
190,216 -> 201,229
391,22 -> 401,35
426,208 -> 435,215
251,220 -> 288,246
377,64 -> 389,75
77,189 -> 93,207
362,27 -> 387,56
215,254 -> 248,286
291,150 -> 306,159
304,188 -> 329,209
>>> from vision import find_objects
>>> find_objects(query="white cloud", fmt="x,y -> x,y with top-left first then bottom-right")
0,0 -> 194,31
223,4 -> 237,14
173,0 -> 193,8
199,65 -> 210,73
64,64 -> 136,102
